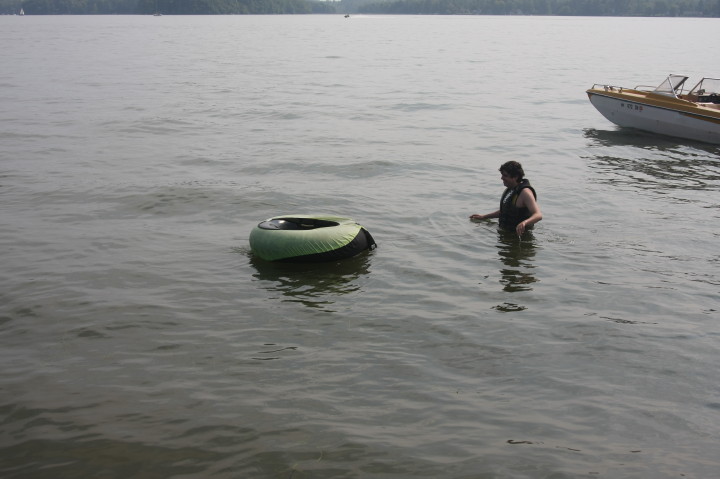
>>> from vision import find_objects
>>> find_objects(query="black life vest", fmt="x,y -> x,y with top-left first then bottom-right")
499,179 -> 537,232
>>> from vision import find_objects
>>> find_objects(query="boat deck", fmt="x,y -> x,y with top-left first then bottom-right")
688,100 -> 720,111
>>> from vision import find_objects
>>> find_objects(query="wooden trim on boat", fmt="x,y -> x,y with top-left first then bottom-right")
587,88 -> 720,124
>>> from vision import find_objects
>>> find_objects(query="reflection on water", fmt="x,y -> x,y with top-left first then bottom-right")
583,128 -> 720,192
588,154 -> 720,191
584,127 -> 680,150
248,253 -> 372,311
584,127 -> 720,156
493,230 -> 538,312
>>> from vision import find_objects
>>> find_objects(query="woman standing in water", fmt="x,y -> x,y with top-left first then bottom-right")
470,161 -> 542,236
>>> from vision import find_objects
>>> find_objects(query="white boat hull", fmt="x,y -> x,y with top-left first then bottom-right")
587,90 -> 720,144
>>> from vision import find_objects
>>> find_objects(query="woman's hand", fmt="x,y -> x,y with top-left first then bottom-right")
516,221 -> 529,235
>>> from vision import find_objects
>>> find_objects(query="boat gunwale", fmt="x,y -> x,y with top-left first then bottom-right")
586,88 -> 720,122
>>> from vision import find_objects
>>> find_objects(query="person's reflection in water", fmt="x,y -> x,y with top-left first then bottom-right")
493,229 -> 538,311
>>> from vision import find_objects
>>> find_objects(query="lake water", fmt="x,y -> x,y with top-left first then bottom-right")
1,14 -> 719,479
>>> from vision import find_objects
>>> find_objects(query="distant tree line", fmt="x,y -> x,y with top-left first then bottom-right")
1,0 -> 717,15
6,0 -> 137,14
0,0 -> 335,14
356,0 -> 720,16
135,0 -> 336,14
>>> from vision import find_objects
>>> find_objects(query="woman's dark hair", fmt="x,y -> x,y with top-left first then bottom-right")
499,161 -> 525,180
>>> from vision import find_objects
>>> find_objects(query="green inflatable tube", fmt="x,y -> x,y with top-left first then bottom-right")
249,215 -> 376,262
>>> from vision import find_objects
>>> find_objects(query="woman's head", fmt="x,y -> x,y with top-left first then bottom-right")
499,161 -> 525,181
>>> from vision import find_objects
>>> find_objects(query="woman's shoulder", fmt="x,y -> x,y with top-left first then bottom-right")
518,181 -> 537,200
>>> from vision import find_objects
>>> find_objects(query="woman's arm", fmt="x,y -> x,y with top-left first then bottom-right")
515,189 -> 542,235
470,209 -> 500,220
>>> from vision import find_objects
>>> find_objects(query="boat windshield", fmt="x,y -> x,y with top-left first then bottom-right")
688,78 -> 720,96
652,75 -> 688,98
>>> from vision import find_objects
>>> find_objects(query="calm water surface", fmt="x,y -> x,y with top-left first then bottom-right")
1,14 -> 719,478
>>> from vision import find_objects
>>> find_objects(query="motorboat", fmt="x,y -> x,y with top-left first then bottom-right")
586,74 -> 720,144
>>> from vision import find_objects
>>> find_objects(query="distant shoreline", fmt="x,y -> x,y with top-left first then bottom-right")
4,13 -> 720,18
2,0 -> 717,17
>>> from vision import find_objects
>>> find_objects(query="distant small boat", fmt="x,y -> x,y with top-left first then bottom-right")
153,12 -> 162,16
345,14 -> 350,18
19,8 -> 24,15
587,74 -> 720,144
